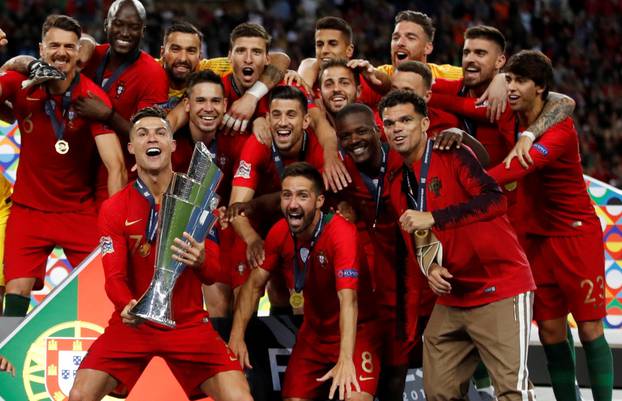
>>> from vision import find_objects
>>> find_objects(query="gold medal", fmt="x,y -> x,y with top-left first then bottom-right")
55,139 -> 69,154
138,242 -> 151,257
289,291 -> 304,309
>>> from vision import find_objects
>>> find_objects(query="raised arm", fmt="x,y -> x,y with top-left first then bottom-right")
94,133 -> 127,196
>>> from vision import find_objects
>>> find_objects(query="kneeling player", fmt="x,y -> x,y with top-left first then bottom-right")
229,162 -> 380,401
69,107 -> 252,401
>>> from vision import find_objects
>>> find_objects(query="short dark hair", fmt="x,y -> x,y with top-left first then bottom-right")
378,89 -> 428,118
107,0 -> 147,24
164,21 -> 203,44
42,15 -> 81,40
230,23 -> 271,51
318,58 -> 360,86
395,61 -> 433,89
282,162 -> 325,195
464,25 -> 506,53
335,103 -> 376,125
504,50 -> 553,99
186,70 -> 224,97
395,10 -> 435,41
269,86 -> 309,114
316,16 -> 353,44
131,106 -> 169,125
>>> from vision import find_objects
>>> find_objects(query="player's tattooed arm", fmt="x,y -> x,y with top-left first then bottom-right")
504,91 -> 575,168
229,266 -> 271,369
528,92 -> 575,137
229,186 -> 265,269
318,288 -> 361,400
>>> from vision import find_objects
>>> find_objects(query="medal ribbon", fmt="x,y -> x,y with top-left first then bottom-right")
271,130 -> 308,178
358,142 -> 388,228
229,74 -> 243,98
403,139 -> 433,212
134,177 -> 159,243
95,48 -> 140,92
292,212 -> 330,293
44,73 -> 80,145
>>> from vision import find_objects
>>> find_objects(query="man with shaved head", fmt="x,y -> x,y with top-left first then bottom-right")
78,0 -> 169,204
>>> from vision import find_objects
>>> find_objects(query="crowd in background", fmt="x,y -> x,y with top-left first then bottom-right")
1,0 -> 620,186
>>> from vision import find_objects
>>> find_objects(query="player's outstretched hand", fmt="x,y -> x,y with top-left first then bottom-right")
221,92 -> 257,135
284,69 -> 313,94
21,59 -> 66,89
476,72 -> 507,122
246,237 -> 265,269
75,91 -> 112,122
317,357 -> 360,400
503,135 -> 533,169
171,232 -> 205,268
399,210 -> 435,233
428,263 -> 453,296
225,202 -> 255,224
0,355 -> 15,377
322,151 -> 351,193
434,128 -> 465,150
228,334 -> 252,370
347,59 -> 381,87
0,28 -> 7,47
121,299 -> 142,327
253,117 -> 272,145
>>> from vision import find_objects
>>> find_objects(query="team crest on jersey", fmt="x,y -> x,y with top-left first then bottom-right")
317,252 -> 328,268
115,81 -> 126,98
219,155 -> 228,168
429,177 -> 442,197
99,236 -> 114,255
235,160 -> 252,179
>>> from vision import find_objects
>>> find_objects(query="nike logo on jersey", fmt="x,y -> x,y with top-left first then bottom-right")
26,96 -> 42,101
359,376 -> 374,382
125,218 -> 142,226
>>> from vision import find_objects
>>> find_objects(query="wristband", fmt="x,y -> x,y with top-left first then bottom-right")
247,81 -> 269,100
520,130 -> 536,142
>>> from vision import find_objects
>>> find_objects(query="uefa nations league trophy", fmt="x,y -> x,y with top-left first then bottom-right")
130,142 -> 223,327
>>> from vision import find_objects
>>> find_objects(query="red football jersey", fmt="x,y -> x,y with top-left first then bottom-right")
232,131 -> 324,195
338,147 -> 410,307
487,117 -> 600,236
427,106 -> 462,137
262,214 -> 376,343
0,71 -> 113,212
172,124 -> 249,205
99,181 -> 212,327
389,146 -> 535,307
430,78 -> 516,166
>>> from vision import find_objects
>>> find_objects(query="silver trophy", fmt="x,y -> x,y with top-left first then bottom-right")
130,142 -> 223,327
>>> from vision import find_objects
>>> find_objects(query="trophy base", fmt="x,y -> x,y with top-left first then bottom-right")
130,311 -> 176,328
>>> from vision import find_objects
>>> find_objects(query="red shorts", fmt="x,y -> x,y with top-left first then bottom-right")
523,232 -> 606,322
4,203 -> 98,289
377,305 -> 417,367
79,321 -> 241,397
282,323 -> 381,399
